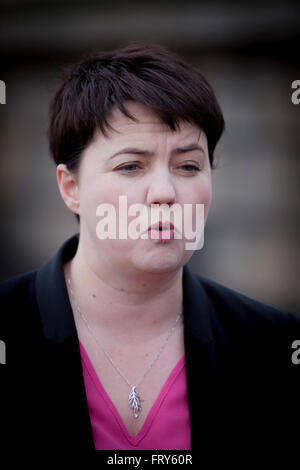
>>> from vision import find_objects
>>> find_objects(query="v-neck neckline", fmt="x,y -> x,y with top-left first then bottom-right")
79,339 -> 185,446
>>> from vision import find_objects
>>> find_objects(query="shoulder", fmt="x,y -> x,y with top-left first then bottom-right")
0,269 -> 35,289
187,272 -> 300,387
0,270 -> 43,339
0,270 -> 37,304
191,270 -> 300,333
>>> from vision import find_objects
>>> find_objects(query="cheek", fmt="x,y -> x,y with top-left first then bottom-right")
186,177 -> 212,207
80,178 -> 139,239
80,177 -> 121,211
202,182 -> 212,218
182,178 -> 212,229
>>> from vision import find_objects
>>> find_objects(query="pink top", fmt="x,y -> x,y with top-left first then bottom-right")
79,340 -> 191,450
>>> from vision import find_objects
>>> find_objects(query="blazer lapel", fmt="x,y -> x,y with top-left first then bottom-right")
35,234 -> 95,449
182,265 -> 220,451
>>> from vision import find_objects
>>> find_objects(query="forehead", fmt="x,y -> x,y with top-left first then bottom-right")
101,101 -> 205,146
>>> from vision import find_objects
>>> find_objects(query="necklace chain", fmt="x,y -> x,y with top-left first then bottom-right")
67,277 -> 183,418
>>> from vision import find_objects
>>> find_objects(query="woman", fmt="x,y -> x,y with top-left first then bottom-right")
1,43 -> 299,455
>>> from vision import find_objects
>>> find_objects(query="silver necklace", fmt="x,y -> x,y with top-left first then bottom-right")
67,277 -> 183,419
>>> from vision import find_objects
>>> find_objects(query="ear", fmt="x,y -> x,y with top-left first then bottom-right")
56,164 -> 80,215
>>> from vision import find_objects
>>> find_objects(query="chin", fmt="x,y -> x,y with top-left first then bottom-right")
137,254 -> 183,275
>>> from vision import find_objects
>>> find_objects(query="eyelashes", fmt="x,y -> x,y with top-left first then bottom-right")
115,163 -> 201,174
116,164 -> 141,173
180,164 -> 201,173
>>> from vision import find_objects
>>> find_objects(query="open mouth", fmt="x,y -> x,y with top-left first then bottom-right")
148,221 -> 175,231
147,222 -> 175,240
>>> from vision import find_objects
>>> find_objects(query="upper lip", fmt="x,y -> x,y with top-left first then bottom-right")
148,221 -> 175,231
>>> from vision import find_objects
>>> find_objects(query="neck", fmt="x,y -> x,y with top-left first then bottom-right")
64,238 -> 184,339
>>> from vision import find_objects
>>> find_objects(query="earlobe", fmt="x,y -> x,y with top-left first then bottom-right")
56,163 -> 80,215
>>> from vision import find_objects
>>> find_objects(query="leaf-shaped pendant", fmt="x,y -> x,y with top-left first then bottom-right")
128,386 -> 141,418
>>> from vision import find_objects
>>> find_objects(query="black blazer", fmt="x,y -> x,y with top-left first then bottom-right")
1,233 -> 299,457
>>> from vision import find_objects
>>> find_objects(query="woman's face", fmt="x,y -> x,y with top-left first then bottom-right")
66,101 -> 212,275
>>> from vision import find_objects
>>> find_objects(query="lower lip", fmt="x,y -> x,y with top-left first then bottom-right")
148,229 -> 175,241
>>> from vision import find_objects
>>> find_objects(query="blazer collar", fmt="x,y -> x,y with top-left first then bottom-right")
35,233 -> 79,342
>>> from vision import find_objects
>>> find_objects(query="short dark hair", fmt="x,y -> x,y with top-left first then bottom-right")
48,43 -> 225,221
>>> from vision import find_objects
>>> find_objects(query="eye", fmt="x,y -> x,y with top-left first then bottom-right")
179,164 -> 200,173
115,163 -> 201,174
115,163 -> 141,173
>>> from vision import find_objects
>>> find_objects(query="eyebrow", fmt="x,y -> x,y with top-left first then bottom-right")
108,143 -> 206,160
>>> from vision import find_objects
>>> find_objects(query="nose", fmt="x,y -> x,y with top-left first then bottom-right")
146,170 -> 176,207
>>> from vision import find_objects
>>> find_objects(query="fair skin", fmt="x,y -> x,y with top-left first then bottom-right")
57,101 -> 212,436
57,101 -> 212,343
